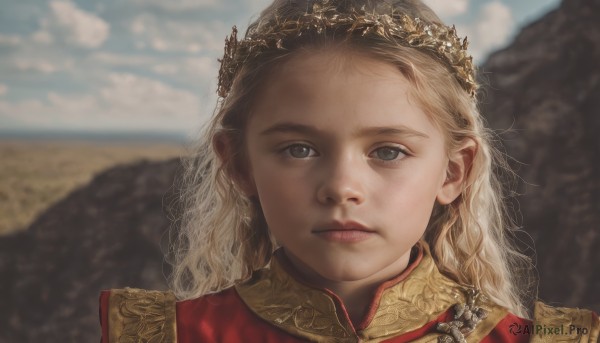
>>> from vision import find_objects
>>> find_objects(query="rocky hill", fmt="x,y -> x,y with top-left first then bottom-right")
480,0 -> 600,311
0,158 -> 181,342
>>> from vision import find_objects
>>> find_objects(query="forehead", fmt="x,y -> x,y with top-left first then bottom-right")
267,48 -> 402,90
248,48 -> 443,141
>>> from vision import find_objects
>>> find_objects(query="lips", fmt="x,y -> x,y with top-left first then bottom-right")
313,220 -> 376,243
314,220 -> 374,233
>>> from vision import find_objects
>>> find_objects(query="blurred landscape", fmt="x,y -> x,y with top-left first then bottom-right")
0,136 -> 184,235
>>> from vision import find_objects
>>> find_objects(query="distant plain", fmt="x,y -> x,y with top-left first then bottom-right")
0,138 -> 184,235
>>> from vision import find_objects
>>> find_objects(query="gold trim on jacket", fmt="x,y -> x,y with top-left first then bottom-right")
107,288 -> 177,343
102,248 -> 599,343
530,301 -> 600,343
235,242 -> 508,343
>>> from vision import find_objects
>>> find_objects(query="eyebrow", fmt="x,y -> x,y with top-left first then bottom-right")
259,122 -> 430,139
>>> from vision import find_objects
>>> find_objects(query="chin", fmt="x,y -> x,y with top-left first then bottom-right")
314,262 -> 378,283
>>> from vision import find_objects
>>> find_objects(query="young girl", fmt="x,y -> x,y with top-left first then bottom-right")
100,0 -> 599,342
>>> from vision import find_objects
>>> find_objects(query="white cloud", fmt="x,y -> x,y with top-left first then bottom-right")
47,0 -> 110,48
242,0 -> 273,15
130,14 -> 227,53
0,84 -> 7,96
15,59 -> 58,74
0,34 -> 22,46
0,73 -> 203,132
422,0 -> 469,18
184,57 -> 215,78
31,30 -> 54,44
89,52 -> 156,67
1,39 -> 75,73
457,1 -> 514,62
85,52 -> 216,86
152,64 -> 180,75
152,57 -> 215,78
0,99 -> 53,125
47,92 -> 97,118
130,0 -> 218,11
99,73 -> 200,117
476,2 -> 513,49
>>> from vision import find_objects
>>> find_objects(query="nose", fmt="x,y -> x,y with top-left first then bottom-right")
316,152 -> 365,206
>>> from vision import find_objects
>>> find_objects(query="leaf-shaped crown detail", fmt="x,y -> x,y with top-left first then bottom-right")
217,1 -> 477,99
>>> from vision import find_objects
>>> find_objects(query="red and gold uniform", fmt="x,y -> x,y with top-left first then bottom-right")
100,244 -> 599,342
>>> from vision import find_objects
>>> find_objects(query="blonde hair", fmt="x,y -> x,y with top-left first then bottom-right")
169,0 -> 534,318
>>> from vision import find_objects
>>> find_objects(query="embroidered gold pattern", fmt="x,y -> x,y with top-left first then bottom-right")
236,265 -> 355,342
217,0 -> 477,99
359,249 -> 465,341
108,288 -> 177,343
236,243 -> 508,343
530,301 -> 600,343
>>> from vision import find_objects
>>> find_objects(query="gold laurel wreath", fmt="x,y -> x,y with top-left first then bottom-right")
217,2 -> 477,99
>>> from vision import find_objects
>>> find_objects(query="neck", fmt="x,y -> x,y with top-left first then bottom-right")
280,249 -> 413,327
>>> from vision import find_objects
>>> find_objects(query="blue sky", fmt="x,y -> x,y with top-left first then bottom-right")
0,0 -> 560,137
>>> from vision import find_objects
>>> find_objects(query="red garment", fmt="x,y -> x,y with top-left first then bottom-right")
100,287 -> 531,342
172,288 -> 531,342
99,243 -> 538,342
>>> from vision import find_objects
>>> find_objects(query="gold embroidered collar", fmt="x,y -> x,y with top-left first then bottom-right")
235,242 -> 507,343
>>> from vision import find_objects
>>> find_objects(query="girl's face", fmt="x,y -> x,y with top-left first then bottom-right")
241,49 -> 454,284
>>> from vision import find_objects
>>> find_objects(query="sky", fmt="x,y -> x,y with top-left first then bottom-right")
0,0 -> 561,138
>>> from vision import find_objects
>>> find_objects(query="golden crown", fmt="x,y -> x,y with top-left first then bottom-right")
217,2 -> 477,99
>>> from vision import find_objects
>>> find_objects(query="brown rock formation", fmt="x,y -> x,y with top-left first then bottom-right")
0,158 -> 181,342
480,0 -> 600,312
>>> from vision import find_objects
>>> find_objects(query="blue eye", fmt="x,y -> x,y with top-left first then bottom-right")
284,144 -> 315,158
372,146 -> 407,162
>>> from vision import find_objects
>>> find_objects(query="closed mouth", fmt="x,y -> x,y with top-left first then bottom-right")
312,220 -> 375,233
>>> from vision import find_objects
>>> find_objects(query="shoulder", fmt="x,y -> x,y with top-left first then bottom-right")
99,287 -> 268,343
468,301 -> 598,343
99,288 -> 178,343
528,301 -> 599,342
176,286 -> 245,324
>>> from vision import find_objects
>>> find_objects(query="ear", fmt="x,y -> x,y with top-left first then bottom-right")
436,138 -> 477,205
213,132 -> 258,198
